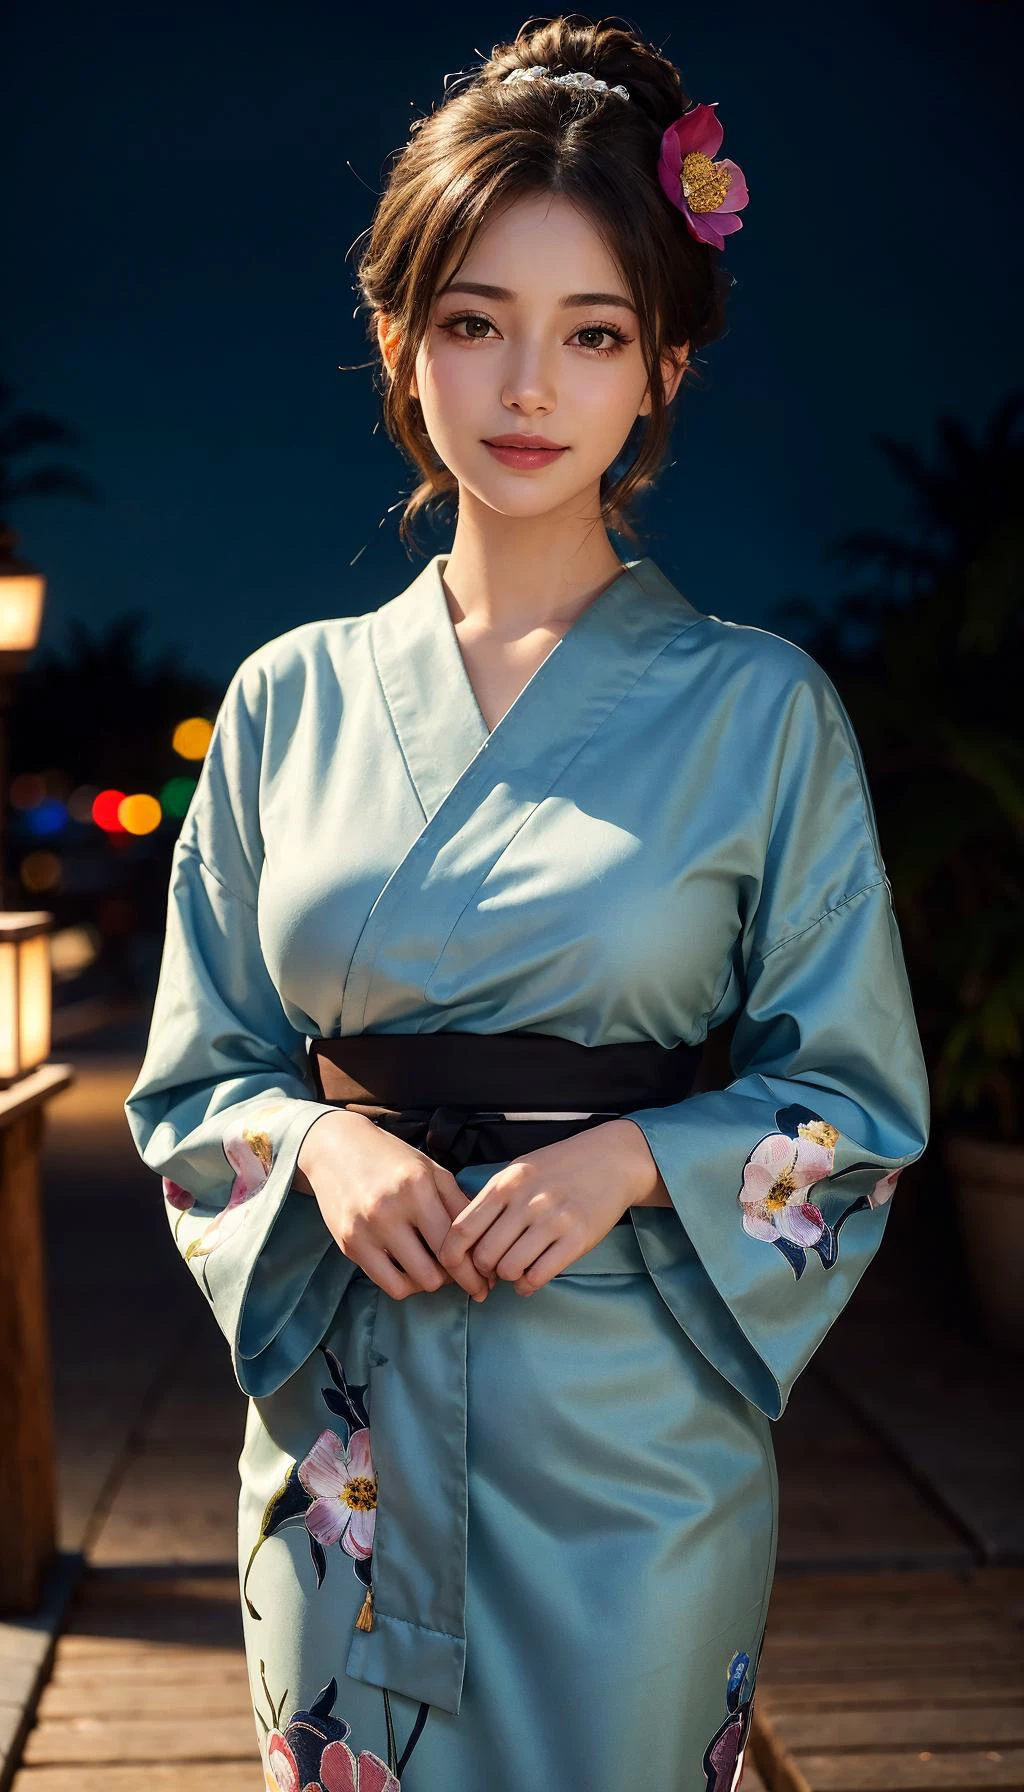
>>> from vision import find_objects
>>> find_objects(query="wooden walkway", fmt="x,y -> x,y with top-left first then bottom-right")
752,1568 -> 1024,1790
5,1036 -> 1023,1790
12,1565 -> 1022,1790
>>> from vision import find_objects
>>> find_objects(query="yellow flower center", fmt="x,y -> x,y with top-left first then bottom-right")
764,1165 -> 798,1212
343,1476 -> 377,1512
243,1127 -> 274,1175
799,1120 -> 840,1150
680,150 -> 733,214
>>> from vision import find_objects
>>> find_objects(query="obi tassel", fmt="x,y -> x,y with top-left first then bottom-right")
356,1584 -> 375,1631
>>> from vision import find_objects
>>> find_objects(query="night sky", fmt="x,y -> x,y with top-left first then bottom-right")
7,0 -> 1022,685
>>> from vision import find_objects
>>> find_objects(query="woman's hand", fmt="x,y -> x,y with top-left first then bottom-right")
297,1111 -> 495,1303
436,1117 -> 668,1297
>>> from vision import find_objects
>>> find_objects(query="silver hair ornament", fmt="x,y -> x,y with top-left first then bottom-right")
501,65 -> 630,101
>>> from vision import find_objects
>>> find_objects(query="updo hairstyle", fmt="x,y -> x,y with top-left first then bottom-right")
355,14 -> 734,547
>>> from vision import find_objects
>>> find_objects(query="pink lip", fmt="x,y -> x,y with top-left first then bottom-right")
485,434 -> 567,450
483,438 -> 568,469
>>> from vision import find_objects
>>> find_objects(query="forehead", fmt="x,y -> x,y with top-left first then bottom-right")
435,193 -> 630,299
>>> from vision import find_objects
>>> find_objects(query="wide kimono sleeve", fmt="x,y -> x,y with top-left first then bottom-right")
623,653 -> 931,1422
123,651 -> 353,1399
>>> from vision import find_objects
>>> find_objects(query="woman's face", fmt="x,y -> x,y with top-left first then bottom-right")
381,192 -> 687,524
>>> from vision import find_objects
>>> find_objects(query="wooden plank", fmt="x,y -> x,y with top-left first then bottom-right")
773,1376 -> 970,1571
52,1636 -> 243,1667
764,1610 -> 1020,1644
11,1766 -> 264,1791
37,1675 -> 252,1719
22,1713 -> 259,1765
759,1679 -> 1024,1711
759,1649 -> 1024,1683
773,1707 -> 1024,1750
766,1568 -> 1024,1604
781,1750 -> 1024,1789
817,1270 -> 1024,1563
48,1648 -> 246,1680
87,1442 -> 242,1568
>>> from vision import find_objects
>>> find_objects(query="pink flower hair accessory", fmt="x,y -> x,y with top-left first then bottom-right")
657,100 -> 749,250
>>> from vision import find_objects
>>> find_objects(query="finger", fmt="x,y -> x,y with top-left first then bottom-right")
387,1224 -> 452,1294
441,1193 -> 509,1267
413,1174 -> 491,1299
357,1245 -> 420,1302
491,1223 -> 561,1283
416,1207 -> 491,1300
511,1237 -> 575,1296
471,1210 -> 534,1276
431,1168 -> 473,1224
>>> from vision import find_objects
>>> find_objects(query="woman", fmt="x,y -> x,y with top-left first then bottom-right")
124,17 -> 930,1790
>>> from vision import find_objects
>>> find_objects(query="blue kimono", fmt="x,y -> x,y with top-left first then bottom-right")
124,552 -> 930,1792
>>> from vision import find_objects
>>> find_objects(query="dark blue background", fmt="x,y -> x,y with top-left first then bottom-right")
7,0 -> 1021,682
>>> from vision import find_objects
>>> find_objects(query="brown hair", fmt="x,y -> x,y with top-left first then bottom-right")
354,13 -> 736,550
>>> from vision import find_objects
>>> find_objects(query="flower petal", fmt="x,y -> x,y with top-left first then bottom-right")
319,1740 -> 359,1792
357,1752 -> 402,1792
776,1201 -> 825,1246
344,1506 -> 375,1559
673,101 -> 724,160
715,159 -> 749,212
658,126 -> 682,177
305,1496 -> 350,1550
868,1170 -> 901,1208
197,1202 -> 250,1253
750,1133 -> 800,1173
268,1732 -> 302,1792
741,1162 -> 777,1203
348,1428 -> 374,1480
741,1207 -> 778,1242
693,212 -> 731,247
162,1178 -> 195,1211
298,1431 -> 350,1501
791,1137 -> 835,1187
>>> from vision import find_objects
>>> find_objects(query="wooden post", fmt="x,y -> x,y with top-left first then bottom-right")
0,1062 -> 74,1612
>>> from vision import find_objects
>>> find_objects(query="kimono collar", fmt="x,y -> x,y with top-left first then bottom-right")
369,552 -> 705,821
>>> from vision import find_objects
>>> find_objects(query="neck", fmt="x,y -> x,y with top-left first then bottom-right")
440,505 -> 626,640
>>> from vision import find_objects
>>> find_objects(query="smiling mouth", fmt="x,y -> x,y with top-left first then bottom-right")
483,440 -> 569,463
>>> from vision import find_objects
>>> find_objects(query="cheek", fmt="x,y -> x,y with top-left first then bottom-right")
570,372 -> 645,453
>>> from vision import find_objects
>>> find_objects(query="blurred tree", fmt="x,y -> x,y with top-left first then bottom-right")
12,611 -> 222,790
0,374 -> 99,523
778,394 -> 1024,1142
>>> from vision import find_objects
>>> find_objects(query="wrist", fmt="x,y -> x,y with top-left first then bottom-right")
601,1117 -> 671,1210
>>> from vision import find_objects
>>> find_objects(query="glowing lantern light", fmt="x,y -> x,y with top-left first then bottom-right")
0,913 -> 52,1085
172,717 -> 213,760
25,799 -> 67,838
92,789 -> 127,833
160,775 -> 198,817
118,793 -> 162,836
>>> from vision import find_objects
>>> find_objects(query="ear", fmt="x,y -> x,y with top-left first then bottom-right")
375,312 -> 419,402
638,339 -> 690,418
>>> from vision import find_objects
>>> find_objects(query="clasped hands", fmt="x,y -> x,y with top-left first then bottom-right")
436,1118 -> 664,1298
300,1109 -> 668,1304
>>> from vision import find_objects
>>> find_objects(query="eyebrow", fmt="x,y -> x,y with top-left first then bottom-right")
436,279 -> 637,314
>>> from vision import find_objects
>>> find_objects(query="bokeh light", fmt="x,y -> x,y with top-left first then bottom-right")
25,798 -> 68,837
92,789 -> 127,833
10,772 -> 46,810
118,793 -> 162,835
20,850 -> 62,892
160,775 -> 198,817
173,717 -> 213,760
